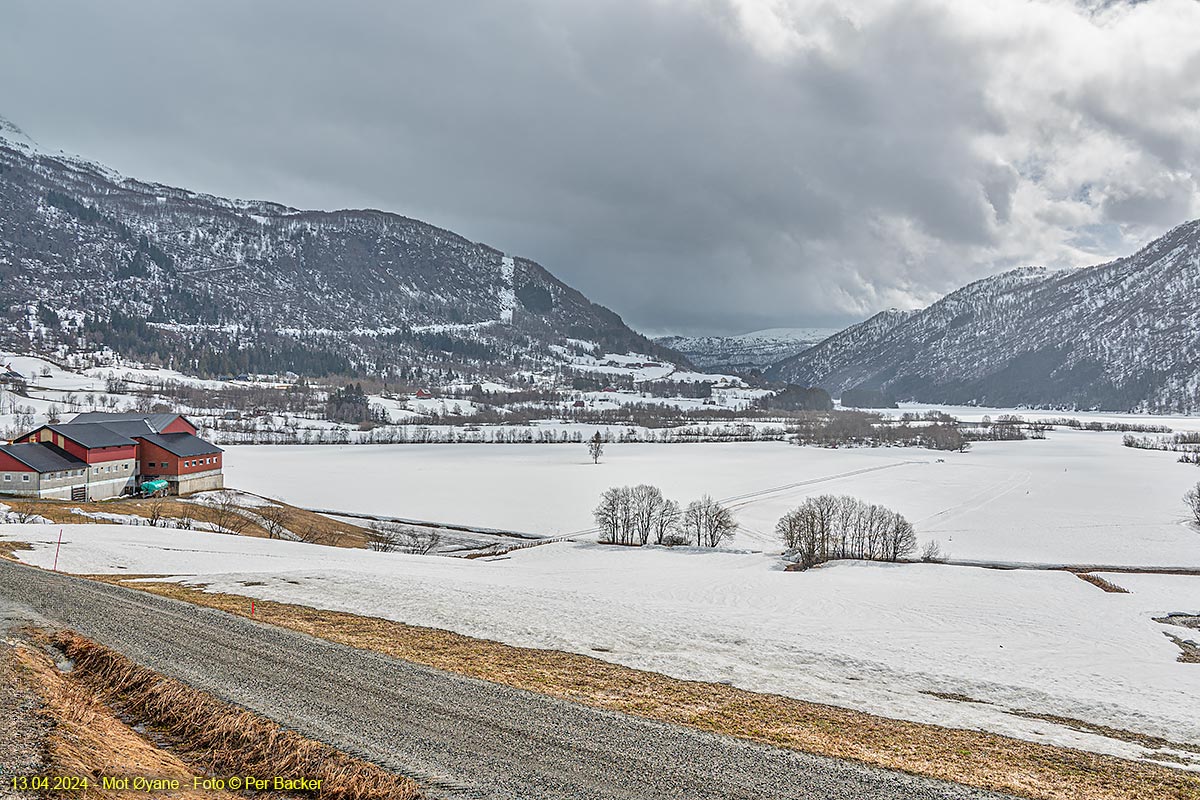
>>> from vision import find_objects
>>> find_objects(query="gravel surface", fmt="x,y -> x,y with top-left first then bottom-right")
0,559 -> 1014,800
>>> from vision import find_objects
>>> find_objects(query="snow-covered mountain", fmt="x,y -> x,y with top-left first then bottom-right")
768,220 -> 1200,412
656,328 -> 837,372
0,117 -> 681,379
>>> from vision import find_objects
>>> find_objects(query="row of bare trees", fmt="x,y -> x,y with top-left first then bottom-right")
776,494 -> 918,569
366,520 -> 443,554
593,485 -> 737,547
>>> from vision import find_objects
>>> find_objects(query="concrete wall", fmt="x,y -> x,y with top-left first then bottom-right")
86,459 -> 138,500
173,469 -> 224,496
0,470 -> 38,495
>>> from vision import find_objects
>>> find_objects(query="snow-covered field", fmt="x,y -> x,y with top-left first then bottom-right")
3,523 -> 1197,767
227,429 -> 1200,566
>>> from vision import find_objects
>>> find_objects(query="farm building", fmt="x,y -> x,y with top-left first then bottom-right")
0,413 -> 223,500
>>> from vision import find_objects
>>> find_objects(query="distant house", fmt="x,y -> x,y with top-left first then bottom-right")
572,400 -> 586,408
0,364 -> 26,388
1,412 -> 222,500
415,388 -> 433,399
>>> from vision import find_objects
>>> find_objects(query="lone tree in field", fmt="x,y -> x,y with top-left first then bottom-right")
587,433 -> 604,464
1186,482 -> 1200,525
681,495 -> 738,547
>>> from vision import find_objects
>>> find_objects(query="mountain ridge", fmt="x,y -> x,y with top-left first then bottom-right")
0,119 -> 686,380
768,219 -> 1200,412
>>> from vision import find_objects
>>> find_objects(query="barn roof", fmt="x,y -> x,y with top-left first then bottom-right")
0,442 -> 86,473
45,423 -> 138,448
69,412 -> 192,433
138,432 -> 223,457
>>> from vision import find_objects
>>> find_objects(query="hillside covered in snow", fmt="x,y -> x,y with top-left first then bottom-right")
655,328 -> 837,372
0,117 -> 682,381
769,220 -> 1200,412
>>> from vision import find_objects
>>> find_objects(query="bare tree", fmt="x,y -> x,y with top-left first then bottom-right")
257,504 -> 291,540
1186,482 -> 1200,525
5,501 -> 43,524
587,433 -> 604,464
295,521 -> 337,547
366,520 -> 441,553
366,521 -> 402,552
594,486 -> 637,545
681,495 -> 738,547
205,491 -> 252,535
145,496 -> 167,527
920,539 -> 947,563
402,526 -> 442,555
650,497 -> 682,545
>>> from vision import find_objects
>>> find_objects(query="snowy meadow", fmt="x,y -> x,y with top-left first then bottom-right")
4,419 -> 1200,769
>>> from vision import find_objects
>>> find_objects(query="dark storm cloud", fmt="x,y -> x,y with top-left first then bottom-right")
2,0 -> 1198,334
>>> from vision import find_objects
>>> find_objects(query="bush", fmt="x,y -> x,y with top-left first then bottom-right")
920,539 -> 948,563
1185,483 -> 1200,525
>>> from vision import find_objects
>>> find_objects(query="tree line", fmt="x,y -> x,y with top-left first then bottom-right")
776,494 -> 918,569
593,486 -> 737,547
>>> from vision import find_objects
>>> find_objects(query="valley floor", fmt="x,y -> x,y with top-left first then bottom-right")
225,429 -> 1200,566
4,426 -> 1199,772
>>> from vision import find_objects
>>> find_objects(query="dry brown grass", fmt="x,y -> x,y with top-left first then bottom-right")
106,579 -> 1200,800
10,642 -> 237,800
0,539 -> 33,560
12,495 -> 368,548
1075,573 -> 1131,593
53,630 -> 421,800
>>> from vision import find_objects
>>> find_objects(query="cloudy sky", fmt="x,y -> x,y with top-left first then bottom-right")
2,1 -> 1199,335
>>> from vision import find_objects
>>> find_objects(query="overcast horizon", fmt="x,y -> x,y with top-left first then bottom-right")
3,0 -> 1199,336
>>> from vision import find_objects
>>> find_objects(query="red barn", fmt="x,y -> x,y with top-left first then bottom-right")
3,413 -> 222,500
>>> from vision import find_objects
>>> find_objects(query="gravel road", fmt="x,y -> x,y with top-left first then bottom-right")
0,559 -> 1013,800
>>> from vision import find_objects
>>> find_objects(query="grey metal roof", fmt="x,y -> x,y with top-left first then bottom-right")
46,423 -> 137,448
83,419 -> 157,439
138,432 -> 223,457
0,443 -> 86,473
69,412 -> 191,433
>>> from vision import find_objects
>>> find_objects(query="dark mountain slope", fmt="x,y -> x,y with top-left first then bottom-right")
769,220 -> 1200,412
0,120 -> 681,379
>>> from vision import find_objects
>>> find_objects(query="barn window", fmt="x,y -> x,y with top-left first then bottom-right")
22,474 -> 30,482
3,474 -> 9,481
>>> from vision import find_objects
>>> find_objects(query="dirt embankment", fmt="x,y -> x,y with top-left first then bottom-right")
5,630 -> 421,800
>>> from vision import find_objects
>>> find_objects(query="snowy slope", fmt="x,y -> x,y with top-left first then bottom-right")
5,523 -> 1198,766
0,117 -> 680,378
